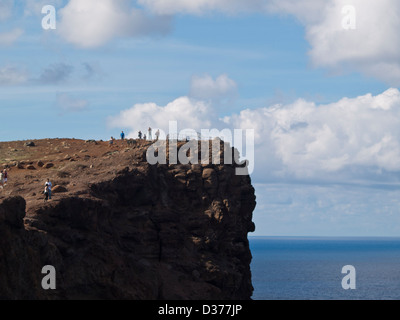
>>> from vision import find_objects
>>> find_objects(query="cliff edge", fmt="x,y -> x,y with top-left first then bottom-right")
0,138 -> 256,300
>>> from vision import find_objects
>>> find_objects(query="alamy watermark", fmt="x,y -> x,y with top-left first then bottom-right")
342,5 -> 357,30
342,265 -> 356,290
41,5 -> 56,30
146,121 -> 255,176
41,265 -> 56,290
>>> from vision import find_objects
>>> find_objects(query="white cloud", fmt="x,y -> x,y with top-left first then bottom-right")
108,96 -> 214,138
0,65 -> 28,85
0,28 -> 23,46
57,0 -> 172,48
110,82 -> 400,184
266,0 -> 400,85
139,0 -> 400,85
227,88 -> 400,182
189,74 -> 237,101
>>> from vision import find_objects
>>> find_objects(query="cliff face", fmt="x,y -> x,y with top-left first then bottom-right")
0,139 -> 256,300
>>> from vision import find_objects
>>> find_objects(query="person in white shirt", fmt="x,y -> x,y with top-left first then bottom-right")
46,178 -> 52,200
3,169 -> 7,185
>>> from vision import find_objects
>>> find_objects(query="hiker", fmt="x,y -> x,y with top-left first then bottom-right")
109,137 -> 114,147
155,129 -> 160,141
3,169 -> 7,186
44,184 -> 49,202
0,170 -> 3,190
148,127 -> 152,140
45,178 -> 52,200
138,131 -> 142,139
143,134 -> 147,140
121,131 -> 125,140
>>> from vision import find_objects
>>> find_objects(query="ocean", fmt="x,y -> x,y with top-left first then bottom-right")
249,237 -> 400,300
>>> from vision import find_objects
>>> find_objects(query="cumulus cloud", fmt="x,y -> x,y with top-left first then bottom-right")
108,73 -> 240,138
108,96 -> 214,138
189,74 -> 237,101
266,0 -> 400,85
109,82 -> 400,184
227,88 -> 400,182
57,0 -> 172,48
138,0 -> 400,85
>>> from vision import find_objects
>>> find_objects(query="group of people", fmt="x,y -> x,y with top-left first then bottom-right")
0,169 -> 8,190
0,169 -> 52,203
111,128 -> 161,145
124,127 -> 160,141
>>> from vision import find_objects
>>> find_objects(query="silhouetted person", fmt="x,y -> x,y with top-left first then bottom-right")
3,169 -> 7,186
44,184 -> 49,202
46,178 -> 52,200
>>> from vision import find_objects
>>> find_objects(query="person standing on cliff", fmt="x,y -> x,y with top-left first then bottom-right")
44,184 -> 49,202
0,170 -> 3,190
45,178 -> 52,200
3,169 -> 7,186
148,127 -> 152,140
155,129 -> 160,141
121,131 -> 125,140
138,131 -> 142,139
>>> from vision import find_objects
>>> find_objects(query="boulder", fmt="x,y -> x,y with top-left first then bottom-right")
51,185 -> 68,193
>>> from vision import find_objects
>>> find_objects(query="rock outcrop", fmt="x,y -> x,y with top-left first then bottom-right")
0,139 -> 256,300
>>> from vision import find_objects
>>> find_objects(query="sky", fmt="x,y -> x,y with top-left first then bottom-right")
1,0 -> 400,236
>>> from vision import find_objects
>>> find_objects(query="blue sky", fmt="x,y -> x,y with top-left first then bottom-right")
1,0 -> 400,236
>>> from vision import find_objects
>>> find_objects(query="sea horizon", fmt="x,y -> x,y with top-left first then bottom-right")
249,236 -> 400,300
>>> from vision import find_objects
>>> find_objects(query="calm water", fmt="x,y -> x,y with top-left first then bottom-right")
249,237 -> 400,300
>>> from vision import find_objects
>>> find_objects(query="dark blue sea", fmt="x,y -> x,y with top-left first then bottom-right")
249,237 -> 400,300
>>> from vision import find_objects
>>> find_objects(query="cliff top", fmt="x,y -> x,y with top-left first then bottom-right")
0,137 -> 256,300
0,138 -> 155,215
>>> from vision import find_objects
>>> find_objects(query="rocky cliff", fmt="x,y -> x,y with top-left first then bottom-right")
0,138 -> 256,300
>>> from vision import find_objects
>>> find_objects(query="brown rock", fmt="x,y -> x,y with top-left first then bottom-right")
202,168 -> 216,179
51,185 -> 68,193
44,163 -> 54,169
